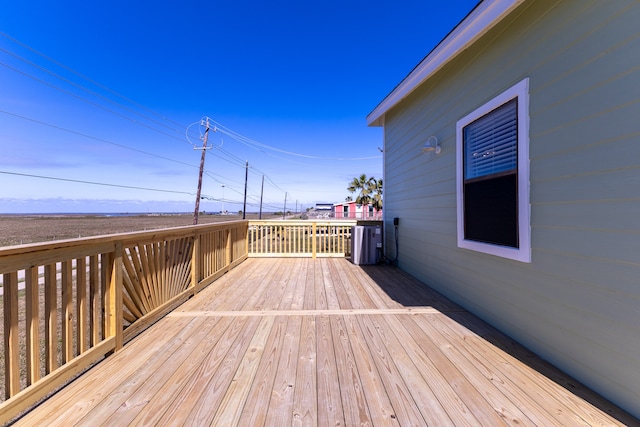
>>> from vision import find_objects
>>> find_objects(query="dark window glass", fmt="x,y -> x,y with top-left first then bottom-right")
463,98 -> 518,248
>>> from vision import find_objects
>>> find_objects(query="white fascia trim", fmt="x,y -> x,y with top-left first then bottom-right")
366,0 -> 525,127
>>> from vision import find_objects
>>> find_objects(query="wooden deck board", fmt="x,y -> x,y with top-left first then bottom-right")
330,314 -> 373,426
14,258 -> 638,426
412,314 -> 530,425
212,315 -> 276,426
126,316 -> 238,425
315,314 -> 344,427
237,315 -> 287,427
99,317 -> 226,425
356,313 -> 426,426
292,315 -> 318,425
265,315 -> 301,426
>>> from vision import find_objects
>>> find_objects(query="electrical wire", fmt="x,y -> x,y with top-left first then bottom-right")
1,110 -> 260,199
210,120 -> 382,161
0,110 -> 199,170
0,170 -> 197,196
2,33 -> 377,203
0,46 -> 187,142
0,60 -> 188,144
1,111 -> 288,209
1,32 -> 191,140
0,35 -> 309,204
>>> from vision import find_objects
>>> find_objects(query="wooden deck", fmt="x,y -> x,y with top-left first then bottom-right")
14,258 -> 636,426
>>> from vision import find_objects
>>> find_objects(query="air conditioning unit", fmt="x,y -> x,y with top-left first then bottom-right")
351,225 -> 382,265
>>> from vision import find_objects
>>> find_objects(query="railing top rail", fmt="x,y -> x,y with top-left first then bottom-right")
0,220 -> 249,257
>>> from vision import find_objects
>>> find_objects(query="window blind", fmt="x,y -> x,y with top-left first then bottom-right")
464,98 -> 517,180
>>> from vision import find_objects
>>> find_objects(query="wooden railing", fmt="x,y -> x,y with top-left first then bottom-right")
248,220 -> 356,258
0,220 -> 248,423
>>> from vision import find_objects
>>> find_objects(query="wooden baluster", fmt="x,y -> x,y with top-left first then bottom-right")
61,260 -> 74,363
3,272 -> 19,398
150,242 -> 159,304
226,228 -> 232,269
44,264 -> 57,374
192,234 -> 200,292
89,255 -> 100,346
159,241 -> 167,304
113,242 -> 123,350
214,231 -> 219,274
25,267 -> 40,386
101,252 -> 112,342
77,257 -> 87,354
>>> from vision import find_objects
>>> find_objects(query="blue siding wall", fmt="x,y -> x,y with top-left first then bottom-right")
382,0 -> 640,417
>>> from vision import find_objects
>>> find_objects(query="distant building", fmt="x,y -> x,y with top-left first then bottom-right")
314,202 -> 333,212
333,201 -> 382,219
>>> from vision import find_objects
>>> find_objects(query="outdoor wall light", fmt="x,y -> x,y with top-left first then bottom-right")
422,136 -> 441,154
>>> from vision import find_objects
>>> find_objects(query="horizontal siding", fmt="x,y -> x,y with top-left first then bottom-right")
382,0 -> 640,418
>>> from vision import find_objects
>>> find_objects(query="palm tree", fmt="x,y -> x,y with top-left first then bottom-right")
348,174 -> 381,218
368,178 -> 383,213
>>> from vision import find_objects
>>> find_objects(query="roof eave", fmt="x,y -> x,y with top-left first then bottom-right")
366,0 -> 526,127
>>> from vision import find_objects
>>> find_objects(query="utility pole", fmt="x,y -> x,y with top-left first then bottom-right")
242,160 -> 248,220
221,184 -> 225,214
283,192 -> 287,220
259,175 -> 264,220
193,118 -> 211,225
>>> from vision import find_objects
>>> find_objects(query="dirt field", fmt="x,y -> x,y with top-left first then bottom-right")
0,213 -> 268,248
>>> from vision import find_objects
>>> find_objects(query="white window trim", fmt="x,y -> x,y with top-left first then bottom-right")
456,78 -> 531,263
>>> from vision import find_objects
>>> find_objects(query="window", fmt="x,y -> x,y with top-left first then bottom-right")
343,205 -> 349,218
456,78 -> 530,262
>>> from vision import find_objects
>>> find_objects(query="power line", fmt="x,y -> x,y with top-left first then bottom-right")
2,33 -> 377,203
0,170 -> 197,196
0,60 -> 188,144
210,119 -> 382,161
1,110 -> 259,197
203,171 -> 243,187
1,110 -> 274,204
1,32 -> 191,140
1,108 -> 291,205
0,46 -> 188,142
0,110 -> 199,170
0,35 -> 293,202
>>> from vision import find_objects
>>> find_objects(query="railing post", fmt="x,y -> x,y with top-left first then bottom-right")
245,222 -> 250,256
312,222 -> 317,259
106,241 -> 123,351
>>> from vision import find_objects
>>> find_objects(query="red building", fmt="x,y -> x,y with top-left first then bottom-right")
333,201 -> 382,219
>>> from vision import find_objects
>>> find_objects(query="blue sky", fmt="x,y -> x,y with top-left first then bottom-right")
0,0 -> 478,213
